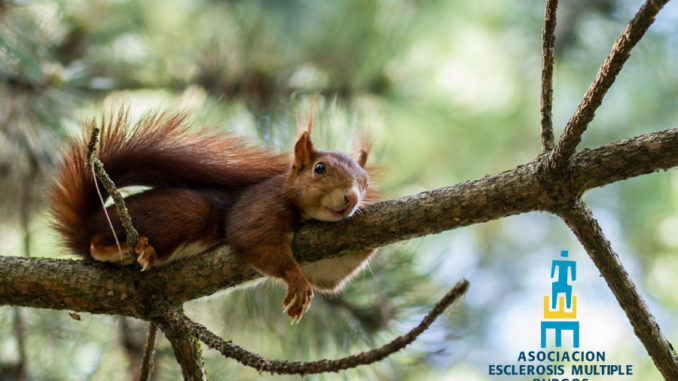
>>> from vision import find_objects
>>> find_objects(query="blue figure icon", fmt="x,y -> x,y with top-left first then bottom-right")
550,250 -> 576,309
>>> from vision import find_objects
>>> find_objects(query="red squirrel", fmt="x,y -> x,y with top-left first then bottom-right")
48,110 -> 377,321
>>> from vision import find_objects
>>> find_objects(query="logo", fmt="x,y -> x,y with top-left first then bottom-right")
541,250 -> 579,348
488,250 -> 635,379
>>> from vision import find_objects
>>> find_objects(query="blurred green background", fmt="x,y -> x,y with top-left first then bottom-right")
1,0 -> 677,380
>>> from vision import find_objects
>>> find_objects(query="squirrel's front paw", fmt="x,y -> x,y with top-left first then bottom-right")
283,277 -> 314,323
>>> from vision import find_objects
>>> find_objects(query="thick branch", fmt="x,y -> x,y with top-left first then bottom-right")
1,128 -> 678,316
549,0 -> 669,168
559,201 -> 678,380
0,257 -> 143,315
540,0 -> 558,152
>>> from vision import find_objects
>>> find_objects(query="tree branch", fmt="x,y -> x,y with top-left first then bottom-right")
548,0 -> 669,169
558,200 -> 678,380
540,0 -> 558,152
1,128 -> 678,316
156,280 -> 468,375
160,309 -> 208,381
139,322 -> 158,381
10,307 -> 26,380
569,127 -> 678,190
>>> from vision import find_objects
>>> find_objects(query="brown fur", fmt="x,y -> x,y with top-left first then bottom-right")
48,109 -> 377,321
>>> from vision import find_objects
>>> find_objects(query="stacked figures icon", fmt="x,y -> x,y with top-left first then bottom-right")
541,250 -> 579,348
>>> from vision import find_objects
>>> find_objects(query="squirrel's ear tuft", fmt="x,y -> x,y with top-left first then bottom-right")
355,127 -> 372,168
306,100 -> 314,136
293,131 -> 316,170
356,148 -> 369,168
293,101 -> 316,170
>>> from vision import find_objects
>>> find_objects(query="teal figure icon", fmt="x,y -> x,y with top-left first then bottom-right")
551,250 -> 576,309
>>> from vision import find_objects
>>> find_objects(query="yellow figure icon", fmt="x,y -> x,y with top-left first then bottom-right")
544,295 -> 577,319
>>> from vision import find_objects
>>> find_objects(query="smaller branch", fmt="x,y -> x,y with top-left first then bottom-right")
10,152 -> 35,381
11,307 -> 26,381
120,317 -> 145,379
548,0 -> 669,169
540,0 -> 558,152
160,280 -> 469,375
559,201 -> 678,380
139,323 -> 159,381
161,311 -> 208,381
87,127 -> 140,253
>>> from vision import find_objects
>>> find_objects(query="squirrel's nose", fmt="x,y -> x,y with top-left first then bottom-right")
344,189 -> 359,207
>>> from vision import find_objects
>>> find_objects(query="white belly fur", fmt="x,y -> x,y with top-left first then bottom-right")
153,241 -> 212,266
301,250 -> 375,293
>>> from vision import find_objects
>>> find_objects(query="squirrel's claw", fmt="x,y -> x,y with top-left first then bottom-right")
135,236 -> 157,272
283,277 -> 314,322
282,295 -> 296,314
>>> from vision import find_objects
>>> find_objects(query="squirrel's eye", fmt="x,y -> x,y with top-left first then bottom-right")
314,162 -> 326,175
365,183 -> 369,190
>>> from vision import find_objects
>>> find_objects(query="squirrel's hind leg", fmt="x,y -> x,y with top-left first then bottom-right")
89,188 -> 221,270
90,234 -> 157,270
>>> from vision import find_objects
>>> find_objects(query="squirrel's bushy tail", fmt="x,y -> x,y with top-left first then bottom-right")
47,111 -> 288,256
